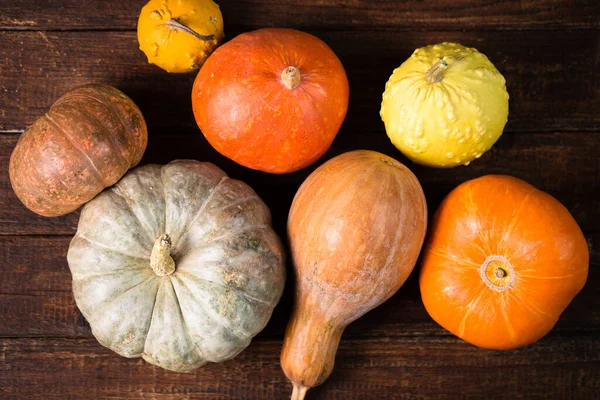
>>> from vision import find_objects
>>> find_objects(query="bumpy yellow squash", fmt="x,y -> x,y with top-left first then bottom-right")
137,0 -> 224,73
381,42 -> 509,168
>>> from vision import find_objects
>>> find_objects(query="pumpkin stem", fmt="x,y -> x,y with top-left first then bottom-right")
150,234 -> 176,276
425,59 -> 449,83
479,255 -> 515,292
281,66 -> 301,90
166,18 -> 215,42
291,384 -> 308,400
495,268 -> 507,278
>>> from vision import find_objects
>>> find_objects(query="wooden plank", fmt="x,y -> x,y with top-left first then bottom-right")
0,234 -> 598,339
1,0 -> 598,31
1,130 -> 598,235
0,235 -> 429,339
0,30 -> 598,133
0,335 -> 598,399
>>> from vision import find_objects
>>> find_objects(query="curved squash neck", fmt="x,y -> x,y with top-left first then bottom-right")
281,307 -> 344,397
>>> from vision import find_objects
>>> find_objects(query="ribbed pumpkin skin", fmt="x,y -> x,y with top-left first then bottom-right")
192,28 -> 349,173
9,84 -> 147,217
420,175 -> 589,350
67,160 -> 286,372
281,150 -> 428,396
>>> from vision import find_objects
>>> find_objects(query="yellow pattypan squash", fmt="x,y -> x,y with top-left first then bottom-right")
381,42 -> 509,168
137,0 -> 224,73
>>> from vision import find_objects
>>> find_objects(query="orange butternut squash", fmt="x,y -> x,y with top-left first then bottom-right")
281,150 -> 428,399
420,175 -> 589,350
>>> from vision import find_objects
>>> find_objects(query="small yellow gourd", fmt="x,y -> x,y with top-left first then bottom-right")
137,0 -> 224,73
380,42 -> 509,167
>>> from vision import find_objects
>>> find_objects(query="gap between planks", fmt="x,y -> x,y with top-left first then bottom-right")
1,25 -> 599,33
3,330 -> 600,341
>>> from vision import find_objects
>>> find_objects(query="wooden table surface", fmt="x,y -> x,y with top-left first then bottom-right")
1,1 -> 599,399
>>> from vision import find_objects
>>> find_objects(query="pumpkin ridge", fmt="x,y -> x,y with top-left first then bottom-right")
40,114 -> 100,195
436,79 -> 460,100
214,195 -> 261,211
71,263 -> 150,281
505,287 -> 550,319
401,74 -> 427,97
69,90 -> 145,167
457,286 -> 486,338
44,109 -> 106,188
163,277 -> 208,363
51,172 -> 80,202
174,175 -> 229,245
111,185 -> 160,244
10,142 -> 63,215
106,99 -> 144,168
140,277 -> 162,358
56,90 -> 107,108
294,85 -> 329,138
75,231 -> 150,260
519,272 -> 583,280
499,294 -> 517,341
177,269 -> 271,307
428,248 -> 480,269
87,273 -> 157,328
79,89 -> 145,159
197,224 -> 270,249
172,274 -> 248,340
46,111 -> 107,188
71,101 -> 132,170
171,275 -> 252,364
141,278 -> 206,371
520,293 -> 554,320
499,188 -> 536,253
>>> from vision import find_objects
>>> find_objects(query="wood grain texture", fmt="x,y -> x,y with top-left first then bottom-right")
1,0 -> 598,398
1,130 -> 599,235
0,234 -> 597,340
0,0 -> 598,31
0,30 -> 598,133
0,336 -> 598,399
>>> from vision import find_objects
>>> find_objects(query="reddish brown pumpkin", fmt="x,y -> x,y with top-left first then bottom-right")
281,150 -> 428,399
9,84 -> 147,217
192,28 -> 349,173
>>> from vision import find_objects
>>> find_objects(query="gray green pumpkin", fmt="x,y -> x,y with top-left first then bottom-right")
67,160 -> 285,372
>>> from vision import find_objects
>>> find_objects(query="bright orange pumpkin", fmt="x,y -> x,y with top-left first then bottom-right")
191,28 -> 349,173
420,175 -> 589,350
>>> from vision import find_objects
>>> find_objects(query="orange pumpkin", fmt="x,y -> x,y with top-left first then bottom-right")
191,28 -> 349,173
420,175 -> 589,350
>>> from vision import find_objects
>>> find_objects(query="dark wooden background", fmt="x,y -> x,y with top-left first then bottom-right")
0,1 -> 599,398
